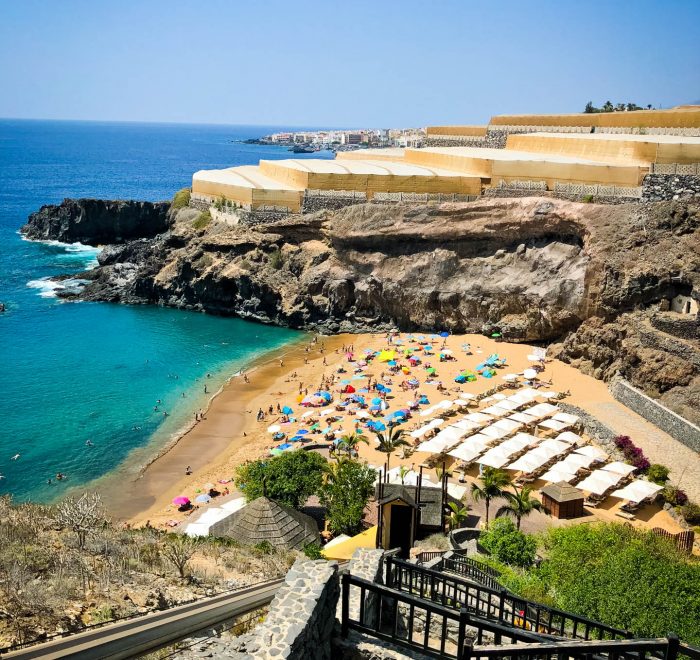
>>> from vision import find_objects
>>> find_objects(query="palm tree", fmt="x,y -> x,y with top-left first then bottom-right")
398,465 -> 410,485
336,432 -> 368,458
374,427 -> 410,473
471,467 -> 512,528
496,485 -> 542,530
447,501 -> 469,531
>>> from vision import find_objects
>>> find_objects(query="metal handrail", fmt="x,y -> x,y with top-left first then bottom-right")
386,558 -> 629,641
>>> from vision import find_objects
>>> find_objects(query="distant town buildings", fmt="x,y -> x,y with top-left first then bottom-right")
263,127 -> 425,151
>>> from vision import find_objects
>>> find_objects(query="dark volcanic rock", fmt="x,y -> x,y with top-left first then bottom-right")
21,198 -> 171,245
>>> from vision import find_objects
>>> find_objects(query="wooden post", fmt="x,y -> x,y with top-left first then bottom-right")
341,573 -> 350,638
666,633 -> 680,660
456,608 -> 470,660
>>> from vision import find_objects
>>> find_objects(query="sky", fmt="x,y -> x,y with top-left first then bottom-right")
0,0 -> 698,128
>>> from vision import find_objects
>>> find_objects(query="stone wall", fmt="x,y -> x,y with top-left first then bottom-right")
301,196 -> 367,214
424,131 -> 507,149
557,402 -> 624,458
642,174 -> 700,202
638,322 -> 700,369
650,312 -> 700,341
227,559 -> 340,660
337,548 -> 386,628
610,377 -> 700,452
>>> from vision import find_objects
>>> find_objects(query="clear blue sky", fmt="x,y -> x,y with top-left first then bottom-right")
1,0 -> 698,127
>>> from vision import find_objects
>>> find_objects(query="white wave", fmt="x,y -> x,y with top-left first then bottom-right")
21,236 -> 102,269
27,278 -> 62,298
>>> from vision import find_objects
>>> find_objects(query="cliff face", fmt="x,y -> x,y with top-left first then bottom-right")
21,198 -> 171,245
25,195 -> 700,422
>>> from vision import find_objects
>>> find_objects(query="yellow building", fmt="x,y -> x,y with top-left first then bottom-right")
404,146 -> 647,187
506,133 -> 700,165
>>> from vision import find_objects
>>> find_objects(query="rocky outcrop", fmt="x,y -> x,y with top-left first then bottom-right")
26,195 -> 700,421
21,198 -> 171,245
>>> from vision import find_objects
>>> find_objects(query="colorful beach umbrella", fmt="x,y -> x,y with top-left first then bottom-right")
172,496 -> 190,506
195,494 -> 211,503
282,406 -> 293,415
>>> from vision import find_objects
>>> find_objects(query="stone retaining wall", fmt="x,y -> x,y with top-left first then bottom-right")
650,313 -> 700,341
637,323 -> 700,369
642,174 -> 700,202
609,377 -> 700,452
302,196 -> 367,214
556,402 -> 624,459
228,559 -> 340,660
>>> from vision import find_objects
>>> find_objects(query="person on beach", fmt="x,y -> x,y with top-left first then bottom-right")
243,373 -> 249,383
185,465 -> 192,475
204,384 -> 208,394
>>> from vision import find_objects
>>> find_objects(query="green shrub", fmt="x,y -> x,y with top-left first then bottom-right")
681,502 -> 700,525
253,541 -> 273,556
537,523 -> 700,643
318,459 -> 376,536
268,248 -> 284,270
171,188 -> 191,210
303,543 -> 324,560
193,210 -> 211,230
480,517 -> 536,567
646,464 -> 670,485
581,194 -> 594,203
662,485 -> 689,506
214,195 -> 227,211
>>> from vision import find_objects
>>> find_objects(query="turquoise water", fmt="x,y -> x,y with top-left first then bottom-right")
0,119 -> 332,502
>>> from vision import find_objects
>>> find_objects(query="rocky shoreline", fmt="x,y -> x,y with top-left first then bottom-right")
20,195 -> 700,424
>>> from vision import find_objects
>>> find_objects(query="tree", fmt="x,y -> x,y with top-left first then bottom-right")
336,432 -> 368,458
53,492 -> 107,550
583,101 -> 596,114
602,100 -> 614,112
537,523 -> 700,644
161,534 -> 199,579
235,450 -> 327,509
479,517 -> 536,567
398,465 -> 410,485
374,427 -> 410,472
471,467 -> 511,528
319,459 -> 376,535
496,485 -> 542,530
447,501 -> 469,531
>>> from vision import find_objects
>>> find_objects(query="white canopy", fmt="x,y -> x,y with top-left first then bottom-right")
482,393 -> 507,403
523,368 -> 538,379
577,470 -> 622,495
559,453 -> 596,471
492,418 -> 523,434
511,432 -> 541,446
492,399 -> 521,412
479,447 -> 513,469
574,445 -> 608,461
508,412 -> 538,424
601,461 -> 637,476
481,425 -> 510,440
523,403 -> 559,419
498,435 -> 533,455
507,452 -> 549,472
448,437 -> 489,463
552,412 -> 580,425
410,423 -> 436,439
538,391 -> 560,399
611,480 -> 663,503
480,405 -> 511,418
502,373 -> 519,382
541,466 -> 578,483
447,483 -> 468,500
464,412 -> 493,425
417,426 -> 467,454
451,419 -> 481,432
507,391 -> 539,406
538,418 -> 571,432
556,431 -> 583,445
219,497 -> 247,513
538,438 -> 571,457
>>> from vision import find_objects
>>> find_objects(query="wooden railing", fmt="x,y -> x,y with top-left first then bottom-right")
341,573 -> 688,660
436,556 -> 502,592
385,558 -> 629,641
416,550 -> 447,564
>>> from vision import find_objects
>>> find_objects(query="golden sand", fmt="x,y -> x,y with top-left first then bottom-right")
113,332 -> 694,536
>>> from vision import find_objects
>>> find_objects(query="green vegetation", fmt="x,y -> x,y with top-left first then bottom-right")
213,195 -> 228,211
171,188 -> 191,210
268,247 -> 284,270
193,210 -> 211,230
479,517 -> 536,567
494,485 -> 541,530
470,467 -> 512,528
583,101 -> 651,113
234,450 -> 327,509
373,427 -> 410,472
647,463 -> 670,485
581,193 -> 594,203
681,502 -> 700,525
302,542 -> 324,560
319,458 -> 376,535
447,502 -> 470,531
537,523 -> 700,643
335,432 -> 369,458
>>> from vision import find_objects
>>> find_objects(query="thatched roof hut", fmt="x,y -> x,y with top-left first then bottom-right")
208,496 -> 320,550
541,481 -> 584,519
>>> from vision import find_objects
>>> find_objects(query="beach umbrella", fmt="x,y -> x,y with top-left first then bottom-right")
424,345 -> 433,351
316,390 -> 332,400
295,429 -> 309,435
441,349 -> 453,355
373,422 -> 387,431
270,448 -> 283,455
371,397 -> 382,405
282,406 -> 293,415
352,374 -> 365,380
426,367 -> 436,375
378,350 -> 396,362
341,379 -> 351,385
439,331 -> 450,337
523,368 -> 538,380
309,423 -> 320,430
491,332 -> 502,338
195,494 -> 211,503
267,424 -> 281,433
301,411 -> 314,419
418,395 -> 430,404
173,496 -> 190,506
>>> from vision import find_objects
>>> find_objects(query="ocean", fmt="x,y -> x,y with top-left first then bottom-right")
0,119 -> 333,502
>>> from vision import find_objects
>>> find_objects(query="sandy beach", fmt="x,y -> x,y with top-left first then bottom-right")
111,330 -> 698,536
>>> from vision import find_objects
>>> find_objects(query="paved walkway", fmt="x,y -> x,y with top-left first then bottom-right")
589,400 -> 700,502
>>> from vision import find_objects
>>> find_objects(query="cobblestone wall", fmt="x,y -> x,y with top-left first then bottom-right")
638,323 -> 700,368
301,196 -> 367,214
337,548 -> 386,628
227,559 -> 340,660
650,312 -> 700,340
610,377 -> 700,452
642,174 -> 700,202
